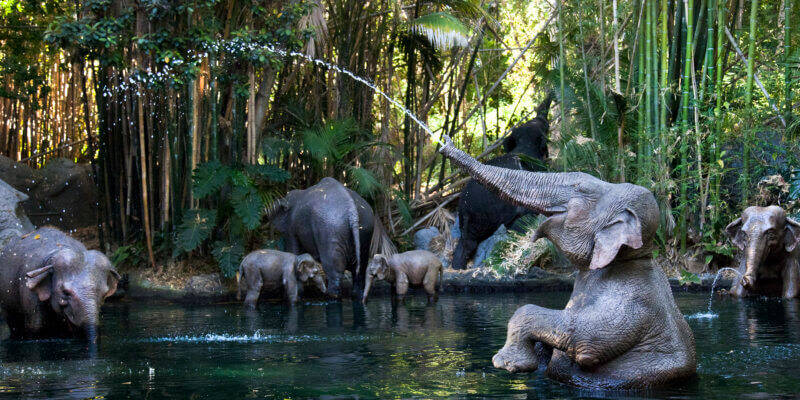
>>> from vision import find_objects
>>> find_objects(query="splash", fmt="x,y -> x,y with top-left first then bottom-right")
686,312 -> 719,320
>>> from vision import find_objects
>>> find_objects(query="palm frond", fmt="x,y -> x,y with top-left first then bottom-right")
410,12 -> 471,50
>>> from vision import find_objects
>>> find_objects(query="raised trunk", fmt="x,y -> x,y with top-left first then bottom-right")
440,144 -> 582,215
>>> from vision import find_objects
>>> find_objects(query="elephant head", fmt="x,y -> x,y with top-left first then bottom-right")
502,93 -> 553,161
362,254 -> 391,304
440,141 -> 659,270
726,206 -> 800,289
25,248 -> 121,343
295,254 -> 327,294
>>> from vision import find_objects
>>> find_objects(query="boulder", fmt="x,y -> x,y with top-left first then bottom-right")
0,155 -> 98,230
472,225 -> 508,268
0,178 -> 34,248
414,226 -> 441,251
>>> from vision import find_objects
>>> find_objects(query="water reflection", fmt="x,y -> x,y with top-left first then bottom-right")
0,293 -> 798,398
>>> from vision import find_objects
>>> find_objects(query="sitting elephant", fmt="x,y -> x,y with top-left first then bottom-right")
725,206 -> 800,298
362,250 -> 442,304
265,177 -> 393,299
237,250 -> 327,307
453,93 -> 552,270
439,139 -> 696,389
0,227 -> 120,344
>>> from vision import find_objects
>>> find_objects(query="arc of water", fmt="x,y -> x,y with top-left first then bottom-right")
707,267 -> 742,312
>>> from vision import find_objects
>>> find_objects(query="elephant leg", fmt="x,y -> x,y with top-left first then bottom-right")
284,235 -> 300,254
5,312 -> 26,339
452,238 -> 478,270
285,277 -> 299,305
423,267 -> 439,304
243,275 -> 263,309
395,272 -> 409,305
782,258 -> 800,299
322,253 -> 347,299
493,303 -> 645,373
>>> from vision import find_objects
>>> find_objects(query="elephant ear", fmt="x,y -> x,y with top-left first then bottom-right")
725,218 -> 746,250
375,255 -> 389,280
590,209 -> 643,270
295,254 -> 316,282
25,248 -> 79,302
784,218 -> 800,253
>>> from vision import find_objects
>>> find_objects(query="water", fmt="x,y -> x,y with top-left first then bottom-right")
687,267 -> 744,321
1,292 -> 799,399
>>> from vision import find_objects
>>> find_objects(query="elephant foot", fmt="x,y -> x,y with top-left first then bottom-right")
493,342 -> 539,373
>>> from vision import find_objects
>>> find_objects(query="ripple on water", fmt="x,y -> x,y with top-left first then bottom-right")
136,331 -> 374,344
686,312 -> 719,320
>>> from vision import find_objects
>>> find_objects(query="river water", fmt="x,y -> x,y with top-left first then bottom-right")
0,292 -> 798,399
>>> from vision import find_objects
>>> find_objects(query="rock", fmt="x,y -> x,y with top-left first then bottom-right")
0,155 -> 98,230
414,227 -> 441,251
473,225 -> 508,268
450,216 -> 461,239
0,178 -> 33,248
184,273 -> 225,297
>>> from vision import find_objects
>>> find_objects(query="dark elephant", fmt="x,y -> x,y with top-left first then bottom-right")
725,205 -> 800,298
266,177 -> 392,299
452,93 -> 552,270
0,227 -> 120,344
439,139 -> 696,389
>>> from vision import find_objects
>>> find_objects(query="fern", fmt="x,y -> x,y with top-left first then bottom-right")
246,164 -> 291,183
347,166 -> 382,199
212,241 -> 244,278
177,208 -> 217,252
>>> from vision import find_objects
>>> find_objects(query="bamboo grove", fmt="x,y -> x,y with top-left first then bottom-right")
1,0 -> 798,272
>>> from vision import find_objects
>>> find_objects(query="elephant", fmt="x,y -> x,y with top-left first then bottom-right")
452,93 -> 552,270
725,205 -> 800,298
237,250 -> 327,307
438,139 -> 696,389
362,250 -> 443,304
265,177 -> 393,299
0,227 -> 120,344
0,178 -> 34,248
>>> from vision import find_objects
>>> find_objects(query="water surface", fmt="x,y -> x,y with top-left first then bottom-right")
1,292 -> 799,399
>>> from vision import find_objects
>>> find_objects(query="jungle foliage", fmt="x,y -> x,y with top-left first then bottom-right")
1,0 -> 799,275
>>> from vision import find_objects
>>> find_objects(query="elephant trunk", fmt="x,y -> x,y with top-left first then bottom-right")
313,274 -> 327,295
84,324 -> 98,345
440,143 -> 576,214
362,275 -> 373,304
742,236 -> 767,289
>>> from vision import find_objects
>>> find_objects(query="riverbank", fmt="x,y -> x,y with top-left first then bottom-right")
112,266 -> 735,304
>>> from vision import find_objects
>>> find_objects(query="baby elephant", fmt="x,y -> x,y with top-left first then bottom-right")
726,205 -> 800,298
362,250 -> 442,304
237,250 -> 326,307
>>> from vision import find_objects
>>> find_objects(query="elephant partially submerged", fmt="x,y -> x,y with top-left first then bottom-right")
452,94 -> 552,270
725,206 -> 800,298
439,140 -> 696,388
0,227 -> 120,343
266,177 -> 394,299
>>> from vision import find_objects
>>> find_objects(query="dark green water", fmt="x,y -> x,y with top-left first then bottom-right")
1,292 -> 799,399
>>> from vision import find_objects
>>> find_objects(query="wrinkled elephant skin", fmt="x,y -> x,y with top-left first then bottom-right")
726,206 -> 800,298
362,250 -> 442,304
266,177 -> 391,299
453,94 -> 552,270
0,227 -> 120,343
439,141 -> 696,389
237,250 -> 327,307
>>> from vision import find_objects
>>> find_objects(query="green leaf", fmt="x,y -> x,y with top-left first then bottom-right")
245,164 -> 291,183
192,161 -> 232,199
410,12 -> 471,50
177,209 -> 217,252
678,270 -> 702,286
347,166 -> 382,199
231,184 -> 264,230
212,241 -> 244,278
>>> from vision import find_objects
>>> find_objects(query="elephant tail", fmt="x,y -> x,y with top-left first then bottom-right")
369,216 -> 397,257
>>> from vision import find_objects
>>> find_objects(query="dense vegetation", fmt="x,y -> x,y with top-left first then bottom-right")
1,0 -> 799,275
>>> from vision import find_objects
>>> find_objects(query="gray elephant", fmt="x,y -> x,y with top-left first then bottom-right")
0,178 -> 34,248
438,139 -> 696,389
265,177 -> 393,299
725,206 -> 800,298
362,250 -> 442,304
0,227 -> 120,343
237,250 -> 327,307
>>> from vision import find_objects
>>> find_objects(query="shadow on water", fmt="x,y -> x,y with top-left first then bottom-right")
0,293 -> 799,398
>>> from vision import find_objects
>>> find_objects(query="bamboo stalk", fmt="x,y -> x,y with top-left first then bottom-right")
742,0 -> 759,201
